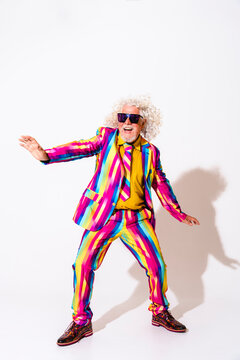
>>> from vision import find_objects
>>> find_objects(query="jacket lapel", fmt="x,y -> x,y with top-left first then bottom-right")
141,138 -> 153,210
141,138 -> 151,180
111,130 -> 151,179
112,129 -> 125,178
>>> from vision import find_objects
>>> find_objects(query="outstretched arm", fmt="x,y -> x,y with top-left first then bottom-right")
19,127 -> 107,164
152,148 -> 200,226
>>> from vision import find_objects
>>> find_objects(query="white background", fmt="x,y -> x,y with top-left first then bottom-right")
1,1 -> 240,359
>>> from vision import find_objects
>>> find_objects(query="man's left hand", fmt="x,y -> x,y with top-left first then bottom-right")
182,215 -> 200,226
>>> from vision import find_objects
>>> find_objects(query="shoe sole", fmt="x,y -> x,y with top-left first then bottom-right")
57,329 -> 93,346
152,320 -> 187,333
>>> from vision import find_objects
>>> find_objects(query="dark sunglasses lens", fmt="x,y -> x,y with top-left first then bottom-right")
129,114 -> 140,123
117,113 -> 128,122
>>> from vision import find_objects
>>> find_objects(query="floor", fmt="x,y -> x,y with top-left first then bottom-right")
2,248 -> 240,360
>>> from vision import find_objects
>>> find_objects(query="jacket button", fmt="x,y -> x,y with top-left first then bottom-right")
112,203 -> 116,206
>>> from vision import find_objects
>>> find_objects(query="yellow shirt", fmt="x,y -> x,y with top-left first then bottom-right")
115,134 -> 146,210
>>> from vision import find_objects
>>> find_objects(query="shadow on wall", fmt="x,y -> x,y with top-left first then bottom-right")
94,167 -> 239,331
155,167 -> 239,318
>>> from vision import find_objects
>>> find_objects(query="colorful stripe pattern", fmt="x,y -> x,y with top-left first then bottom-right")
151,147 -> 186,221
42,127 -> 187,231
71,209 -> 169,325
119,144 -> 133,201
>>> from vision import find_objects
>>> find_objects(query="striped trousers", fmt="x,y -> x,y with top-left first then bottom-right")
72,208 -> 169,325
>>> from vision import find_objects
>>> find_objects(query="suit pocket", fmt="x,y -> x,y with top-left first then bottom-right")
84,188 -> 102,203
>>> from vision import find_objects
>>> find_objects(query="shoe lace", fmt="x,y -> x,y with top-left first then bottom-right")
64,321 -> 78,335
161,310 -> 174,321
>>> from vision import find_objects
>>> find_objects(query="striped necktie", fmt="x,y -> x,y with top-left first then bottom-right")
119,144 -> 133,201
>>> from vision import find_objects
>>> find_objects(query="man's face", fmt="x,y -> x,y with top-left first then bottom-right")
118,104 -> 145,143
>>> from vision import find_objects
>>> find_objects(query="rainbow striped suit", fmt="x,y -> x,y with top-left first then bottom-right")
43,126 -> 187,324
43,126 -> 186,230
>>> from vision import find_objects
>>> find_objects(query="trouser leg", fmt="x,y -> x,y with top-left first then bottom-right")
72,219 -> 122,325
120,210 -> 169,315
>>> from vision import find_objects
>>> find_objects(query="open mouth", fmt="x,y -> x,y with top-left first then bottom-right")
123,127 -> 133,133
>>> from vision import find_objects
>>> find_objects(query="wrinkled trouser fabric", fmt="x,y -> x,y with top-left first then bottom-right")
72,208 -> 169,325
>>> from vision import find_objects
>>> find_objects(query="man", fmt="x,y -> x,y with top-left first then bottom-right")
19,96 -> 200,346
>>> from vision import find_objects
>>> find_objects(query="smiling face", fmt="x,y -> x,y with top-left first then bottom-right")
118,104 -> 146,143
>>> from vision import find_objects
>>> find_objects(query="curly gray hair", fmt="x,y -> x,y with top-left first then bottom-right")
104,94 -> 162,141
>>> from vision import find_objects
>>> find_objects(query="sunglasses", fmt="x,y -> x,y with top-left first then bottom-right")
117,113 -> 143,124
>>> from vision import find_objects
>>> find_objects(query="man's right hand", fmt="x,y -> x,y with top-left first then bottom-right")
19,135 -> 50,161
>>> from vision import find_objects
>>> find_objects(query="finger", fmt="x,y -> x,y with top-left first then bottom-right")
19,137 -> 28,143
189,217 -> 200,225
19,139 -> 29,145
19,137 -> 30,143
20,135 -> 31,141
19,141 -> 32,149
20,135 -> 35,142
193,219 -> 200,225
19,138 -> 29,144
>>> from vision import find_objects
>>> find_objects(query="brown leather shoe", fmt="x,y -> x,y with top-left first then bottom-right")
152,310 -> 187,333
57,320 -> 93,346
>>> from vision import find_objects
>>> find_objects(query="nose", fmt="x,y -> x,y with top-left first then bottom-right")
125,117 -> 131,125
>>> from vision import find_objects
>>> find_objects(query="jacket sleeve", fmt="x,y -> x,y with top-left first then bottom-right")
41,127 -> 106,165
152,147 -> 187,222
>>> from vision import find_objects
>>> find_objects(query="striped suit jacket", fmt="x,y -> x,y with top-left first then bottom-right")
43,127 -> 187,231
